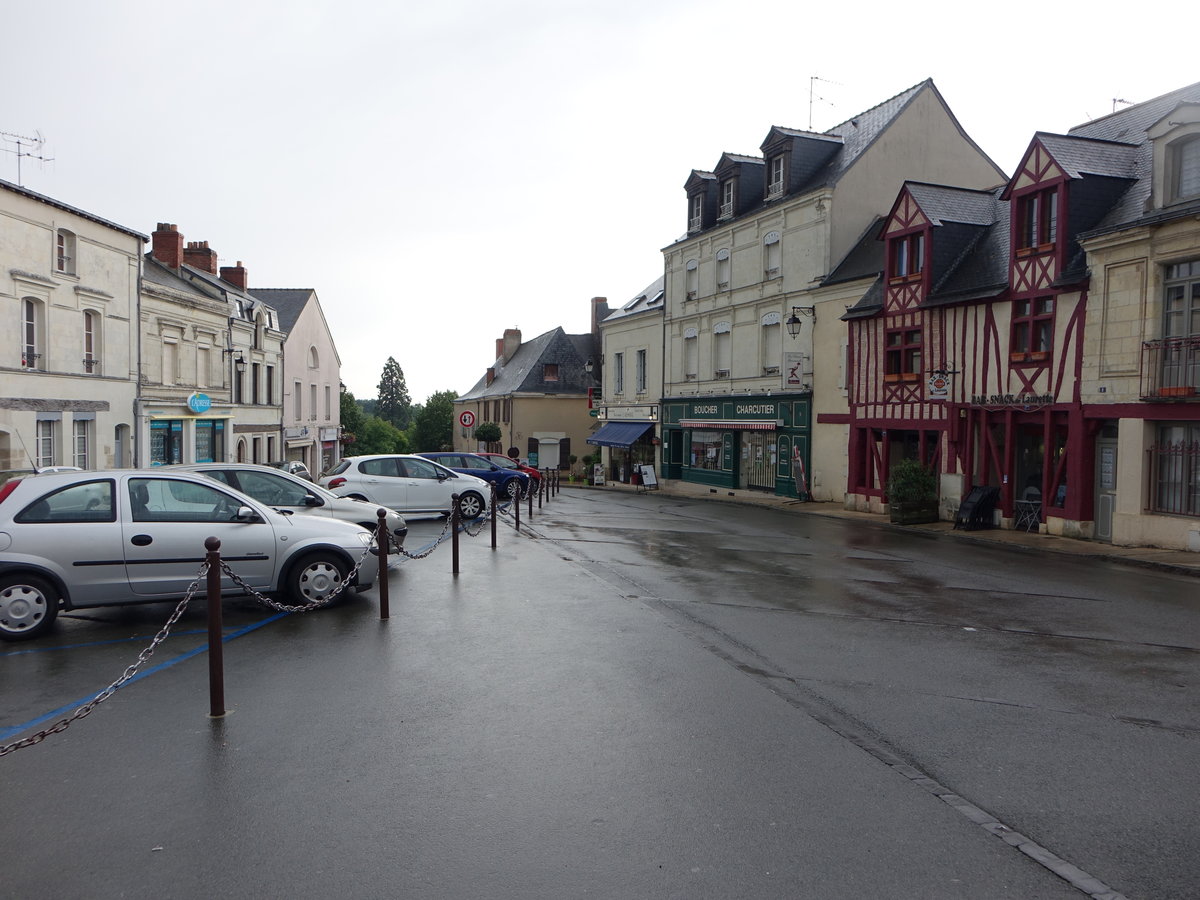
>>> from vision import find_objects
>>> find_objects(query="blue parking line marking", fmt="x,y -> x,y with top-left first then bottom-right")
0,611 -> 290,742
0,629 -> 209,657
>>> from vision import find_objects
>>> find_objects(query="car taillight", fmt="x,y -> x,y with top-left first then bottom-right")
328,477 -> 347,489
0,479 -> 22,506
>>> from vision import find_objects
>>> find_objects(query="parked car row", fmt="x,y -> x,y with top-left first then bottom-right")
319,455 -> 492,519
0,468 -> 380,641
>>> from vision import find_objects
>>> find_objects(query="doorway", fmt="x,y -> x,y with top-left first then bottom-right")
739,431 -> 775,491
1095,435 -> 1117,543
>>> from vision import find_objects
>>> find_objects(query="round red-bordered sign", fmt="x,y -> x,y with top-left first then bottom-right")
459,410 -> 476,428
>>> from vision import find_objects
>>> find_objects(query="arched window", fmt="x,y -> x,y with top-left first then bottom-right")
713,321 -> 732,378
683,327 -> 698,380
253,312 -> 265,350
763,232 -> 781,280
715,249 -> 731,290
1171,134 -> 1200,202
685,259 -> 699,300
309,345 -> 320,368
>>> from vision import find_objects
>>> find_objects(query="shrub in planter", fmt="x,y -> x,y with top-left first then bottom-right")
887,458 -> 939,525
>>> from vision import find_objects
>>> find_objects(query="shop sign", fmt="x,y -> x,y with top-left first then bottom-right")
186,392 -> 212,415
971,392 -> 1054,410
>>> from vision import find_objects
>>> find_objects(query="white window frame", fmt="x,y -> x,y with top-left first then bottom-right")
719,179 -> 735,219
688,194 -> 703,231
715,249 -> 730,291
23,298 -> 43,369
685,259 -> 699,300
1172,135 -> 1200,203
161,339 -> 179,386
683,328 -> 698,380
613,352 -> 625,395
635,349 -> 647,394
767,155 -> 785,196
56,229 -> 76,275
36,420 -> 55,468
73,419 -> 90,468
713,321 -> 732,377
764,232 -> 782,280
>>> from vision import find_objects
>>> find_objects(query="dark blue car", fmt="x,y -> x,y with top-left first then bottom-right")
418,452 -> 531,500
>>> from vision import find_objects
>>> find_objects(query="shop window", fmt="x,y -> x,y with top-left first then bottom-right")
689,430 -> 723,470
150,420 -> 184,466
1150,423 -> 1200,516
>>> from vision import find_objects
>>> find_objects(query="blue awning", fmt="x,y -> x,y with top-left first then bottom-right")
587,421 -> 655,449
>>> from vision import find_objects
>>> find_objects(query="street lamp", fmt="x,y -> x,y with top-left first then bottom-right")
786,306 -> 815,339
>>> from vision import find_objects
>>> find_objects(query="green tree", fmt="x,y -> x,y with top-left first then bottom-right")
474,421 -> 502,447
340,389 -> 365,438
355,415 -> 409,455
375,357 -> 413,429
411,390 -> 457,451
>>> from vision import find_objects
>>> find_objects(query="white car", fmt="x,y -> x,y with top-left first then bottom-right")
0,469 -> 377,641
172,463 -> 408,546
319,455 -> 491,519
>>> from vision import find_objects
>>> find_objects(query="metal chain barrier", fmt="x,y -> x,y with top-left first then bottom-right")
385,517 -> 453,560
222,538 -> 375,614
0,564 -> 209,758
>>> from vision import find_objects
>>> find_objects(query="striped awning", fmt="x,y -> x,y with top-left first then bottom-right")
678,419 -> 778,431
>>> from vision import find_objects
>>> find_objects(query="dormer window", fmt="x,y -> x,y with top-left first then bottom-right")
1170,135 -> 1200,203
543,364 -> 559,382
890,233 -> 925,280
1018,187 -> 1058,251
688,194 -> 703,231
719,179 -> 735,219
766,154 -> 785,198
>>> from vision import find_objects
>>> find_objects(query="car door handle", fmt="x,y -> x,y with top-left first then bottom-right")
131,534 -> 153,546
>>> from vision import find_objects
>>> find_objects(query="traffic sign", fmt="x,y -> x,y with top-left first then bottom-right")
459,410 -> 476,428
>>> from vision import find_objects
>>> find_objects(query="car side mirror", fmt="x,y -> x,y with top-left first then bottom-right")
304,494 -> 322,507
234,505 -> 260,522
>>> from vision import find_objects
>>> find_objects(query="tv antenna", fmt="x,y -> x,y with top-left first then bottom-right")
809,76 -> 843,131
1112,97 -> 1134,113
1,129 -> 53,186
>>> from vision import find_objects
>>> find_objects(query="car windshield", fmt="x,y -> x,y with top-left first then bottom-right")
490,456 -> 519,470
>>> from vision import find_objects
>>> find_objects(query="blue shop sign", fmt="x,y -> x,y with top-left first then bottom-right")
187,392 -> 212,414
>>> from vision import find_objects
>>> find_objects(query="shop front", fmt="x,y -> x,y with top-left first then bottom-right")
587,412 -> 657,483
138,393 -> 231,467
660,394 -> 812,498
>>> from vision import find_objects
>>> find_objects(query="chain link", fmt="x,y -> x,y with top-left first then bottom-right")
224,538 -> 375,614
0,564 -> 208,758
385,517 -> 452,560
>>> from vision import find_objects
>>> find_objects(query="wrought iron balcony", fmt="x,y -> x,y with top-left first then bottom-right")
1141,337 -> 1200,400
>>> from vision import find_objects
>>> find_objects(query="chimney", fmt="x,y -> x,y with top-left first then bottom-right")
495,338 -> 505,361
591,296 -> 609,335
184,240 -> 219,274
486,367 -> 495,386
502,328 -> 521,362
220,260 -> 248,290
151,223 -> 184,268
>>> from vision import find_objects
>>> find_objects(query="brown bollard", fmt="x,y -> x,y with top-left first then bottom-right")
514,484 -> 520,531
205,536 -> 226,718
527,479 -> 534,518
376,509 -> 390,620
451,493 -> 460,575
537,475 -> 543,509
490,484 -> 497,549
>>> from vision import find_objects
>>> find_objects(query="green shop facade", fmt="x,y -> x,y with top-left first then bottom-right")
660,394 -> 812,498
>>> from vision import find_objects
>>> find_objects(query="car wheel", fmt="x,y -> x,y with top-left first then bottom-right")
457,491 -> 485,520
504,479 -> 522,500
287,553 -> 348,605
0,573 -> 60,641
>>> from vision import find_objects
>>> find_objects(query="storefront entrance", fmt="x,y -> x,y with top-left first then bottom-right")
739,431 -> 775,491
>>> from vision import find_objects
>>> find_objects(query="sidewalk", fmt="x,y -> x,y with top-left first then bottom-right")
574,478 -> 1200,578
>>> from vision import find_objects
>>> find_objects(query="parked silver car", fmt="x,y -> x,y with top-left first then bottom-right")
319,454 -> 491,519
172,463 -> 408,546
0,469 -> 377,641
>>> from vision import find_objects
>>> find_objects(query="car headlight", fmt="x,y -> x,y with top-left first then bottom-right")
355,531 -> 371,546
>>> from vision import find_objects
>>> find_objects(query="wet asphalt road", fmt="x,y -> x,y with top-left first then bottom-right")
2,490 -> 1196,899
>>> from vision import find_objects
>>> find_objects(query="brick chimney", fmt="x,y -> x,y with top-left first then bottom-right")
151,223 -> 184,268
184,240 -> 219,274
502,328 -> 521,363
591,296 -> 610,336
220,260 -> 248,290
486,367 -> 495,386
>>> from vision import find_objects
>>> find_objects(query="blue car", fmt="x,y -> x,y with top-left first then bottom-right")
418,452 -> 531,500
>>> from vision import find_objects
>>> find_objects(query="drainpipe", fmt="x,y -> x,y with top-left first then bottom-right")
133,248 -> 144,467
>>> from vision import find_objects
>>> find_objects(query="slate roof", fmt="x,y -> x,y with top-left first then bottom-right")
1067,81 -> 1200,233
906,182 -> 998,226
458,327 -> 599,401
603,276 -> 665,324
249,288 -> 315,334
824,218 -> 886,286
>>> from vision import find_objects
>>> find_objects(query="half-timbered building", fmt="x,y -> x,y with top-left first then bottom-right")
842,81 -> 1200,550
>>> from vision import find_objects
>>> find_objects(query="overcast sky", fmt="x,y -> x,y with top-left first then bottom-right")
4,1 -> 1194,403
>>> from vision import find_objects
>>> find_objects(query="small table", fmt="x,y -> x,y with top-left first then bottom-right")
1014,499 -> 1041,532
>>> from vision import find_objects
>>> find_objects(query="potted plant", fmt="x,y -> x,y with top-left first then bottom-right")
886,458 -> 939,525
567,454 -> 580,482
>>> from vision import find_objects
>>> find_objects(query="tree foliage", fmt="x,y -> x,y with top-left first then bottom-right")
411,390 -> 457,451
474,421 -> 502,445
339,389 -> 365,438
375,357 -> 413,429
354,416 -> 410,455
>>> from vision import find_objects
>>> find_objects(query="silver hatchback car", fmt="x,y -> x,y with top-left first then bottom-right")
172,463 -> 408,546
0,469 -> 377,641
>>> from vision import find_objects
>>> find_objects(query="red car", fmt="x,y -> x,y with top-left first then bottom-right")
477,452 -> 543,488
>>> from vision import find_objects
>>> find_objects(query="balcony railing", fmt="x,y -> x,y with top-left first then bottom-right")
1141,337 -> 1200,400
